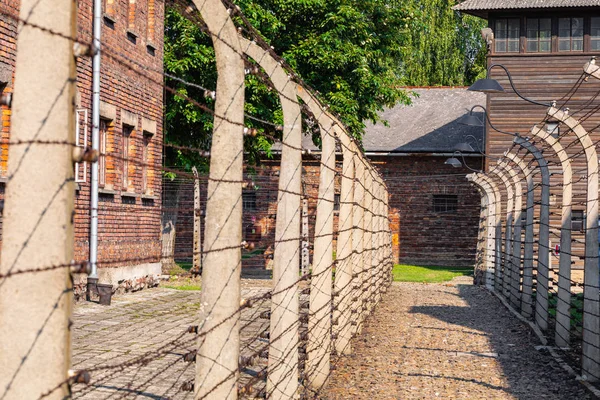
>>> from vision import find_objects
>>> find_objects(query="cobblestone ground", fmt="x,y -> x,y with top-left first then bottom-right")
322,278 -> 595,400
72,277 -> 596,399
72,280 -> 271,399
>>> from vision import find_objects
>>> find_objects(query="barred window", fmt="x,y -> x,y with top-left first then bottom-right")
433,195 -> 458,213
572,210 -> 585,232
242,191 -> 257,211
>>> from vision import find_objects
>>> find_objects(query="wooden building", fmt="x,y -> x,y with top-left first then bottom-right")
455,0 -> 600,276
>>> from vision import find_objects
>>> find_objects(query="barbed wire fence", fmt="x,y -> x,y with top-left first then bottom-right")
0,0 -> 394,399
467,62 -> 600,386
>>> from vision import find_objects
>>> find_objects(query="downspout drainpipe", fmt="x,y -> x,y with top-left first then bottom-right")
88,0 -> 101,288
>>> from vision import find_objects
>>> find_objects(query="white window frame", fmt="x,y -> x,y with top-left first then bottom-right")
75,108 -> 88,183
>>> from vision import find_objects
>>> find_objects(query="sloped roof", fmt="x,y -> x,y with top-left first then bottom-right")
362,88 -> 486,154
454,0 -> 600,18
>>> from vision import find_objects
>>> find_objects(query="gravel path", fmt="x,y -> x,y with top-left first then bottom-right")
322,278 -> 595,400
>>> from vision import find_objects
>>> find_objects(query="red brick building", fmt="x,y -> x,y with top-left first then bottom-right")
167,88 -> 485,269
0,0 -> 164,295
363,88 -> 485,266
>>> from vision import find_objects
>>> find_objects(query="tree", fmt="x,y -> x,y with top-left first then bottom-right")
398,0 -> 486,86
163,0 -> 485,168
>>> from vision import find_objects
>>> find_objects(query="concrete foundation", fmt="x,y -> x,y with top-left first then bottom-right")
73,262 -> 161,300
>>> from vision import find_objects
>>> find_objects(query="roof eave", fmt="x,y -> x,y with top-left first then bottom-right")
454,9 -> 489,19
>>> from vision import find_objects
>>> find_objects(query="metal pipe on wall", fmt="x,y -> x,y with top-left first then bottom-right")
88,0 -> 102,286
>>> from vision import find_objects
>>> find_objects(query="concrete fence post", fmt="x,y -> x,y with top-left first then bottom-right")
514,137 -> 551,331
334,145 -> 355,355
194,1 -> 245,397
240,38 -> 305,399
467,174 -> 495,289
363,170 -> 373,313
498,160 -> 523,309
530,125 -> 573,347
504,152 -> 536,319
375,177 -> 385,301
352,156 -> 365,334
548,104 -> 600,382
490,166 -> 514,300
306,118 -> 336,390
478,174 -> 503,292
0,0 -> 76,397
192,166 -> 201,273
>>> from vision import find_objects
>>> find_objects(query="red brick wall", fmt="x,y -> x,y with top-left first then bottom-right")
373,155 -> 482,266
0,0 -> 164,269
167,154 -> 481,269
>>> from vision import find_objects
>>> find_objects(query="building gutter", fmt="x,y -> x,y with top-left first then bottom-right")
364,152 -> 482,157
88,0 -> 101,284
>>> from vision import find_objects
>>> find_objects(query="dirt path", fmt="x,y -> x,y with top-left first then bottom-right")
322,278 -> 595,400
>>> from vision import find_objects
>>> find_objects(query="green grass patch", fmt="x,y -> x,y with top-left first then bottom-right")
177,262 -> 193,271
392,264 -> 473,283
163,284 -> 201,291
161,277 -> 201,291
241,248 -> 265,260
540,292 -> 584,330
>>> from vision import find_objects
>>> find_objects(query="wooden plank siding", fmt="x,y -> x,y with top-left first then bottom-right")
486,51 -> 600,275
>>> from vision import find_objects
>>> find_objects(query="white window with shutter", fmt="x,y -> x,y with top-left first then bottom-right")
75,108 -> 88,183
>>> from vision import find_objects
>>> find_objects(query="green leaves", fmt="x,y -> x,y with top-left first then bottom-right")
163,0 -> 485,170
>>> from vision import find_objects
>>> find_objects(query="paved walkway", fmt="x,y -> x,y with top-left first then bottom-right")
322,278 -> 595,399
71,278 -> 595,399
71,282 -> 271,399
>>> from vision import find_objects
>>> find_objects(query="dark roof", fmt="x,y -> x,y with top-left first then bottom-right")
454,0 -> 600,18
362,88 -> 486,154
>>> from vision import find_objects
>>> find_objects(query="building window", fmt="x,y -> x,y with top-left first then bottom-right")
142,132 -> 152,193
242,191 -> 257,211
526,18 -> 551,52
333,193 -> 341,212
75,108 -> 88,183
592,18 -> 600,50
495,18 -> 520,53
122,125 -> 133,190
433,195 -> 458,213
572,210 -> 585,232
559,18 -> 584,51
104,0 -> 116,18
147,0 -> 155,41
99,119 -> 108,187
128,0 -> 136,30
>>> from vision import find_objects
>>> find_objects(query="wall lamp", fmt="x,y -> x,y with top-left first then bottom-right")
458,105 -> 521,138
469,64 -> 552,108
445,151 -> 482,172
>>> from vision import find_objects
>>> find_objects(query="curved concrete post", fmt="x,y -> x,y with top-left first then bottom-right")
548,106 -> 599,381
353,156 -> 366,332
504,152 -> 536,319
530,124 -> 573,347
194,1 -> 245,398
0,1 -> 76,397
478,174 -> 503,291
514,137 -> 551,332
467,174 -> 496,289
363,169 -> 374,315
333,143 -> 355,356
240,38 -> 304,398
489,166 -> 514,300
305,115 -> 336,391
498,159 -> 523,309
374,176 -> 385,300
